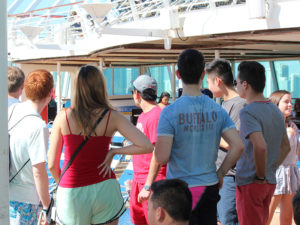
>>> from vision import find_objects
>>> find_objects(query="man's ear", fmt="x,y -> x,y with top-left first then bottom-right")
215,76 -> 222,86
176,70 -> 181,80
200,71 -> 205,81
156,207 -> 166,222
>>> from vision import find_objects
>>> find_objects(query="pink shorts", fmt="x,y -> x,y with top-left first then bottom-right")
189,186 -> 206,208
236,182 -> 276,225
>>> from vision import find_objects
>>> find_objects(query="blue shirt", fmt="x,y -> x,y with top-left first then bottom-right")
8,97 -> 20,108
157,95 -> 235,187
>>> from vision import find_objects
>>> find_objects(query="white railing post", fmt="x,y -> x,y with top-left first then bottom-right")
57,62 -> 62,111
0,0 -> 10,224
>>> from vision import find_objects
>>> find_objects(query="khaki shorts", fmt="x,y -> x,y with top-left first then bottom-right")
56,179 -> 125,225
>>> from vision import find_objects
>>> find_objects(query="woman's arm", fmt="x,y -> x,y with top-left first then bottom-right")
99,111 -> 153,177
32,162 -> 50,209
48,111 -> 64,183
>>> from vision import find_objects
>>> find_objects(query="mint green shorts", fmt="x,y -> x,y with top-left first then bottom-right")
56,179 -> 126,225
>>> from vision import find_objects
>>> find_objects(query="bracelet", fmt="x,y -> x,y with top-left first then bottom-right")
255,175 -> 266,181
42,208 -> 48,214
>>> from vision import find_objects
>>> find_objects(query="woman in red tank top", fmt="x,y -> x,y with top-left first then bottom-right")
48,65 -> 153,225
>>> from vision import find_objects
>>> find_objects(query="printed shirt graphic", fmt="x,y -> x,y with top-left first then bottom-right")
133,106 -> 166,182
157,95 -> 235,187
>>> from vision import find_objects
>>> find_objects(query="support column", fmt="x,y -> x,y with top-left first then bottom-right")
99,58 -> 104,72
0,0 -> 9,224
215,50 -> 221,104
172,64 -> 176,102
57,62 -> 62,111
214,50 -> 220,58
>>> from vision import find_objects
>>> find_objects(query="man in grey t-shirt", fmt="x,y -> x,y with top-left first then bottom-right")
235,61 -> 290,225
206,59 -> 246,225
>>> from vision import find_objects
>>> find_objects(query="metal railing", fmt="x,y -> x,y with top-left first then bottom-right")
7,0 -> 246,46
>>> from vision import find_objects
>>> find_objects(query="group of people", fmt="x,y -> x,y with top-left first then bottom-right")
6,48 -> 300,225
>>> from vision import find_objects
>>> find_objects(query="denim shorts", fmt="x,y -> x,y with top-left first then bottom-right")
10,200 -> 39,225
56,179 -> 126,225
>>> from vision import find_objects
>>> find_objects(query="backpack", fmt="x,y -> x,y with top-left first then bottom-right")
8,104 -> 40,182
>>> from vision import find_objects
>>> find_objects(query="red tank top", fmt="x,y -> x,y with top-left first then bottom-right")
59,109 -> 116,188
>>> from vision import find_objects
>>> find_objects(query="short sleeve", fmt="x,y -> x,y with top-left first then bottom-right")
28,127 -> 49,165
231,101 -> 247,131
221,109 -> 235,134
157,108 -> 174,137
239,110 -> 262,139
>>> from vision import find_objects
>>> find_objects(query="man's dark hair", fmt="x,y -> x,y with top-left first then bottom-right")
206,58 -> 234,87
150,179 -> 192,222
293,188 -> 300,224
238,61 -> 265,93
8,66 -> 25,93
133,87 -> 157,101
177,49 -> 205,84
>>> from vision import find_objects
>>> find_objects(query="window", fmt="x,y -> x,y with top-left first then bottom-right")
104,68 -> 113,96
113,68 -> 139,95
149,66 -> 172,100
274,60 -> 300,98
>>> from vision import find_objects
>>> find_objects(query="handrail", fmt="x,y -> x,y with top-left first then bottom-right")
8,1 -> 84,17
7,0 -> 245,45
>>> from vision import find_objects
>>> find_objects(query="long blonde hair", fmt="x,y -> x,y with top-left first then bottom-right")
269,90 -> 291,123
73,65 -> 113,136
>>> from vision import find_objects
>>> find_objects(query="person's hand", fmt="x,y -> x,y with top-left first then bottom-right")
98,150 -> 115,178
287,127 -> 296,138
41,212 -> 49,225
138,188 -> 151,203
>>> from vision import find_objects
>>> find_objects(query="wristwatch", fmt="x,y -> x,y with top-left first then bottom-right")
143,184 -> 151,191
255,175 -> 266,181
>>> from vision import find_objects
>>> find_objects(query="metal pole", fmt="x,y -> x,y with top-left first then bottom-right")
0,0 -> 10,223
57,62 -> 62,111
215,50 -> 221,104
172,64 -> 176,102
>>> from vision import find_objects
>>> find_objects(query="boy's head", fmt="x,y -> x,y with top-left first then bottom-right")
177,49 -> 205,85
148,179 -> 192,225
8,66 -> 25,96
132,75 -> 157,107
205,58 -> 234,97
25,69 -> 54,102
236,61 -> 265,98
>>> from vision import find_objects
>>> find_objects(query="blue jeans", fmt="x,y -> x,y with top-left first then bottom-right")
217,176 -> 239,225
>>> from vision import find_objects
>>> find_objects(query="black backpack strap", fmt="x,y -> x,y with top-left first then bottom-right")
9,159 -> 30,183
56,108 -> 109,187
9,107 -> 41,183
8,104 -> 17,123
9,114 -> 40,132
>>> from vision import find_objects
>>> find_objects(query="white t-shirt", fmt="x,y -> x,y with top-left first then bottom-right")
9,101 -> 49,205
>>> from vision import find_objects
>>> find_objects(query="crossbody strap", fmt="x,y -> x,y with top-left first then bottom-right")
9,105 -> 41,183
56,108 -> 109,187
9,159 -> 30,183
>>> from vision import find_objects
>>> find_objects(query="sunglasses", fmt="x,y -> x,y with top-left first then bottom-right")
233,80 -> 237,87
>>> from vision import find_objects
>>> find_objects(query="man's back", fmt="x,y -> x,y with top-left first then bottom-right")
236,101 -> 286,185
157,94 -> 235,186
133,106 -> 166,179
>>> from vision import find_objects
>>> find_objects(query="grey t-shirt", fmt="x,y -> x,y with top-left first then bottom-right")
216,96 -> 246,176
236,101 -> 286,186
